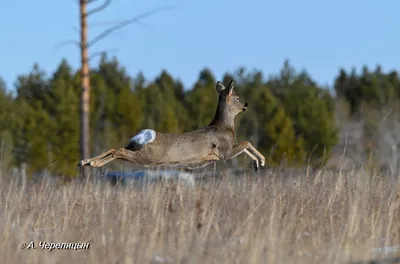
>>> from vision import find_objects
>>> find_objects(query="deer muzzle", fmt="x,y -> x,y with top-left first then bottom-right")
242,102 -> 248,111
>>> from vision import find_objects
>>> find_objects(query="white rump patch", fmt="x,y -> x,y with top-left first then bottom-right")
129,129 -> 156,145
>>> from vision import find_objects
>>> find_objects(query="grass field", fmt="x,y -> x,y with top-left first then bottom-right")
1,167 -> 400,264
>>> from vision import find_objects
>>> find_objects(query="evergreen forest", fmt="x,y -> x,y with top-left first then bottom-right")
1,55 -> 398,178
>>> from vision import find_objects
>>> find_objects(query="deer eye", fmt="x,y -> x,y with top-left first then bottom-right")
235,97 -> 240,102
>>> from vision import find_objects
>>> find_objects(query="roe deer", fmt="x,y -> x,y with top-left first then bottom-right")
77,80 -> 266,171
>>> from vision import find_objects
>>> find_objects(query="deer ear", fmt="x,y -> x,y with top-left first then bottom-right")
216,81 -> 225,94
227,80 -> 235,96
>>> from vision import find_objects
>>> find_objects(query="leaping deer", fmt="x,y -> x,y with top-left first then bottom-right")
77,80 -> 265,171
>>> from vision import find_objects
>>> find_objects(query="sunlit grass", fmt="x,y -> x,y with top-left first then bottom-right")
1,167 -> 399,263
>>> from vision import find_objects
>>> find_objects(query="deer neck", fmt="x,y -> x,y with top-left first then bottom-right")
209,103 -> 235,128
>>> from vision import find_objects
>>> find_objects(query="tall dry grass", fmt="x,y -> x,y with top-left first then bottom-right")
1,167 -> 400,264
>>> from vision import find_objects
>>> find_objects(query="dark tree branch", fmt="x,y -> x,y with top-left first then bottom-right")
72,26 -> 126,42
88,48 -> 119,62
133,20 -> 154,30
90,19 -> 126,27
87,0 -> 112,17
54,39 -> 81,50
103,31 -> 126,41
91,19 -> 153,30
75,19 -> 153,32
73,20 -> 123,33
87,5 -> 175,48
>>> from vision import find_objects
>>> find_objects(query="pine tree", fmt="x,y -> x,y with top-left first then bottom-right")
186,68 -> 218,129
12,99 -> 52,175
0,77 -> 14,172
13,66 -> 53,175
45,60 -> 80,177
155,70 -> 189,133
90,55 -> 144,154
263,107 -> 305,166
256,88 -> 305,166
284,85 -> 338,166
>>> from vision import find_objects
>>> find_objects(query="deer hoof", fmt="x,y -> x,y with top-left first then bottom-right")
253,161 -> 259,172
77,160 -> 88,167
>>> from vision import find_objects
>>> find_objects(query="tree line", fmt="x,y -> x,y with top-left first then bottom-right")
0,54 -> 396,177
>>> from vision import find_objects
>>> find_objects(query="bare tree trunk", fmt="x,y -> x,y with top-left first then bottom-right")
79,0 -> 91,180
63,0 -> 174,180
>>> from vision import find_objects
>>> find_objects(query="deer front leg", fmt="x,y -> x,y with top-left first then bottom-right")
243,142 -> 266,168
225,141 -> 265,171
243,150 -> 261,171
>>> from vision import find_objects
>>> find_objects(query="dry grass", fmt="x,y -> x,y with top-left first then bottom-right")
1,167 -> 400,264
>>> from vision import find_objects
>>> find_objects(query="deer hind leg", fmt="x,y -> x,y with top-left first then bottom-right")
77,149 -> 117,167
226,141 -> 265,171
78,130 -> 157,167
77,148 -> 139,168
88,152 -> 118,167
93,148 -> 143,167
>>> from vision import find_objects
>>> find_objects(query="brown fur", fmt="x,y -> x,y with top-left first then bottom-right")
77,80 -> 265,171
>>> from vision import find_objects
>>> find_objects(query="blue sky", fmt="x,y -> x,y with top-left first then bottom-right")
1,0 -> 399,91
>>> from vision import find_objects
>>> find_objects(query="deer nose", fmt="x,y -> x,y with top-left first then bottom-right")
242,102 -> 248,111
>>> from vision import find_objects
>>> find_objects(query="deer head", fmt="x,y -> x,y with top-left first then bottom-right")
211,80 -> 248,127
